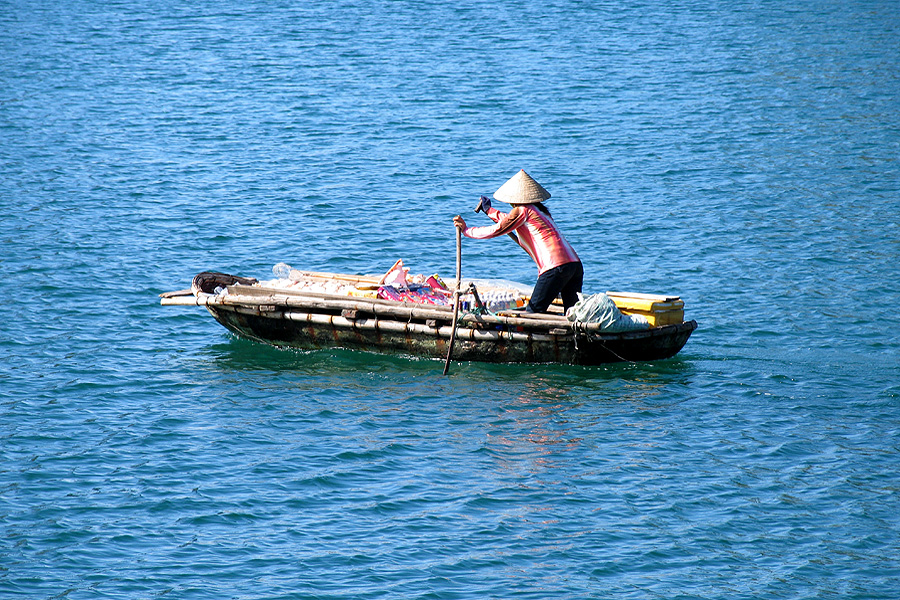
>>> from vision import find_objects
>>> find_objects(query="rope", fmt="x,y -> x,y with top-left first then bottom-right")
572,317 -> 581,352
572,319 -> 633,362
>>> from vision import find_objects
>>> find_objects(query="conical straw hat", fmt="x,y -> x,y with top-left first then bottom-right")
492,169 -> 551,204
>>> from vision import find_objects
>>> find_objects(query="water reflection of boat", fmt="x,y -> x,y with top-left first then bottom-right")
160,271 -> 697,366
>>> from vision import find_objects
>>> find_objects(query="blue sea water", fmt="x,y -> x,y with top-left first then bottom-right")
2,0 -> 899,598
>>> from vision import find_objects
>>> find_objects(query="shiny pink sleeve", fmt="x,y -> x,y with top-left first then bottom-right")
464,207 -> 527,240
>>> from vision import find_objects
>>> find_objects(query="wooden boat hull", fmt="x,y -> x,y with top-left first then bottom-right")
162,272 -> 697,366
207,303 -> 697,365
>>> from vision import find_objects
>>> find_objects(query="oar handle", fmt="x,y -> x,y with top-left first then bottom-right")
455,226 -> 462,284
443,226 -> 463,376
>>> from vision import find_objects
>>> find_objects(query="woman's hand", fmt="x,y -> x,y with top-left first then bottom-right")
453,215 -> 467,230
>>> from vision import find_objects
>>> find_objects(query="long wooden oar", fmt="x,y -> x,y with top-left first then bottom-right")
442,226 -> 463,376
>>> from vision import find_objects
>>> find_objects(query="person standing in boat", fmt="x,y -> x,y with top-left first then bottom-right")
453,169 -> 583,313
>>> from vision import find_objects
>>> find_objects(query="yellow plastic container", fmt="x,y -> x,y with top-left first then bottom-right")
348,288 -> 380,299
607,292 -> 685,327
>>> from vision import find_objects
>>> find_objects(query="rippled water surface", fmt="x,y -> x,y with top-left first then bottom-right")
2,1 -> 899,598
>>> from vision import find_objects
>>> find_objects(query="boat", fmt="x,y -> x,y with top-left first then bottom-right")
160,270 -> 697,366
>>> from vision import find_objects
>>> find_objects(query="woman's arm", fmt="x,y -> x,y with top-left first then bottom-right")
463,206 -> 527,239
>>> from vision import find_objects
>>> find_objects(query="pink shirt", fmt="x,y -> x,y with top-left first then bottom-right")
463,205 -> 580,274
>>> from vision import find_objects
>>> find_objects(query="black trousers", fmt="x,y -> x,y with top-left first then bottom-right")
526,261 -> 583,313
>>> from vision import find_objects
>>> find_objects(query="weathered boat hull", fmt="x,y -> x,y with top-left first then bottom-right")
162,271 -> 697,366
203,301 -> 696,366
